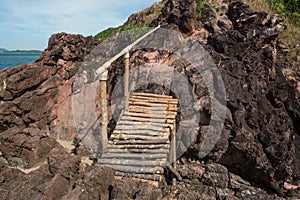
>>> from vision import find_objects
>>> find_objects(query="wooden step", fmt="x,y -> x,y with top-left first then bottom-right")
111,139 -> 169,145
112,129 -> 170,137
108,143 -> 170,149
101,153 -> 168,160
128,107 -> 177,116
105,164 -> 164,174
99,159 -> 167,167
123,111 -> 176,119
130,96 -> 178,104
110,134 -> 169,141
120,116 -> 174,124
132,92 -> 173,99
115,124 -> 169,132
129,101 -> 177,111
103,148 -> 169,154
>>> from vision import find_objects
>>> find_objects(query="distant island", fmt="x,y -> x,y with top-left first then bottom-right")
2,49 -> 43,53
0,48 -> 7,52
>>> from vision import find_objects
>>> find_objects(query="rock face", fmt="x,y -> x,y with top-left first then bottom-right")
0,0 -> 299,199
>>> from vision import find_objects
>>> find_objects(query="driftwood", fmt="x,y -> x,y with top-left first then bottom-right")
115,171 -> 163,182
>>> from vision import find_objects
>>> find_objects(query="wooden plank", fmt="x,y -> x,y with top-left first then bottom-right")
115,172 -> 163,182
110,134 -> 169,141
129,101 -> 177,111
123,111 -> 177,119
107,143 -> 170,149
101,153 -> 168,160
128,107 -> 177,116
113,130 -> 168,137
111,139 -> 169,145
99,159 -> 167,167
115,124 -> 168,132
104,164 -> 164,174
116,121 -> 166,128
120,116 -> 174,124
128,105 -> 167,112
130,96 -> 178,104
103,148 -> 169,154
132,92 -> 173,99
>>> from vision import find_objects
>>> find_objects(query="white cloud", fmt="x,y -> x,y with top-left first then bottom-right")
0,0 -> 156,49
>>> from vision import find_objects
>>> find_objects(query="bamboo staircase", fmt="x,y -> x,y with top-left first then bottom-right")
94,26 -> 180,185
99,92 -> 178,185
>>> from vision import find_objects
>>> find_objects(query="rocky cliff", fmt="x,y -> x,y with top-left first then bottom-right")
0,0 -> 299,199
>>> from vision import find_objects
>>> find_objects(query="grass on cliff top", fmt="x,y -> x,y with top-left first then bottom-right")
94,0 -> 165,41
244,0 -> 300,68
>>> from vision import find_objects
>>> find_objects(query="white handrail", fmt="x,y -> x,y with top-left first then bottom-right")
94,25 -> 161,80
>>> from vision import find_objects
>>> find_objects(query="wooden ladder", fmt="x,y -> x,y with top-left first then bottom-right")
99,92 -> 178,186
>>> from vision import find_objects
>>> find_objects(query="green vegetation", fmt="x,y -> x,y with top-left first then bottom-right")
196,0 -> 206,19
268,0 -> 300,24
94,24 -> 147,40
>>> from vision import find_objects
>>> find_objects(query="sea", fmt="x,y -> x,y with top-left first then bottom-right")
0,52 -> 42,71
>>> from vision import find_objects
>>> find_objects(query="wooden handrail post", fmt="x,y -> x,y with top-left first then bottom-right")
124,52 -> 130,111
100,71 -> 109,149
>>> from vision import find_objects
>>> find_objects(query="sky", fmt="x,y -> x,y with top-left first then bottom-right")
0,0 -> 157,50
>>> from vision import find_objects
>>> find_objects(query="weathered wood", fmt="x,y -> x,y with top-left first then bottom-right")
103,148 -> 169,154
115,172 -> 163,182
124,52 -> 130,111
115,124 -> 168,132
129,101 -> 177,111
104,164 -> 164,174
111,139 -> 169,145
128,107 -> 177,116
130,96 -> 178,104
128,105 -> 167,112
99,159 -> 167,167
107,143 -> 170,149
132,92 -> 173,99
110,134 -> 169,141
117,120 -> 167,127
120,116 -> 174,124
101,153 -> 168,160
166,163 -> 183,182
115,176 -> 160,187
123,111 -> 176,119
100,80 -> 108,149
113,130 -> 168,137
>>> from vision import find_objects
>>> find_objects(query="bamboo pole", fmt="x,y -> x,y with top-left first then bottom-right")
100,71 -> 108,149
124,52 -> 130,111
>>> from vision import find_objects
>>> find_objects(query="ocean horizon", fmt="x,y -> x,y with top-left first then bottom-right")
0,52 -> 42,71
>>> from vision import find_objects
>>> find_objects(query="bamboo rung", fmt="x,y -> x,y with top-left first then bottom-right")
107,143 -> 170,149
132,92 -> 173,99
128,107 -> 177,116
104,164 -> 164,174
111,134 -> 169,141
115,124 -> 168,132
123,111 -> 177,119
120,116 -> 174,124
130,96 -> 178,104
113,126 -> 170,136
128,105 -> 167,111
111,139 -> 169,145
117,120 -> 166,127
104,148 -> 169,154
99,159 -> 167,167
129,101 -> 177,111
